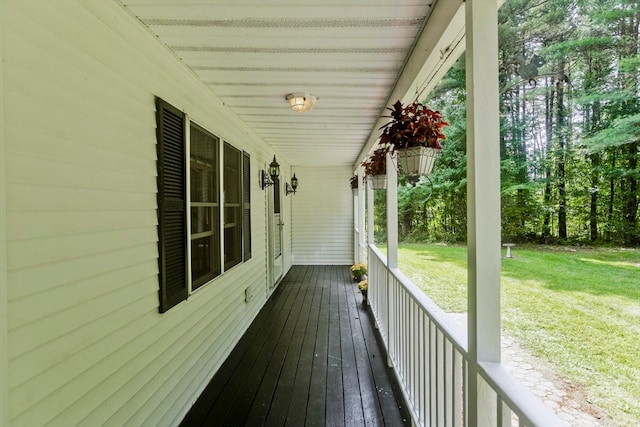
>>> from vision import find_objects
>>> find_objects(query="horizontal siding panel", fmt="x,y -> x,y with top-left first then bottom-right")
7,154 -> 157,194
9,293 -> 159,425
8,259 -> 158,331
7,183 -> 157,212
7,244 -> 157,301
292,166 -> 354,265
8,210 -> 156,241
8,226 -> 158,271
5,104 -> 154,161
8,273 -> 157,362
4,71 -> 150,151
5,6 -> 151,122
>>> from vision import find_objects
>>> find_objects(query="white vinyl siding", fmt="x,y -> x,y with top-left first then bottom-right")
3,1 -> 271,426
292,166 -> 354,265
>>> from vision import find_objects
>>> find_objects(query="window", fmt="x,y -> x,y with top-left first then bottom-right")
155,98 -> 251,312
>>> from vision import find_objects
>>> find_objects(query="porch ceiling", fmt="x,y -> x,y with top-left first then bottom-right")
119,0 -> 463,168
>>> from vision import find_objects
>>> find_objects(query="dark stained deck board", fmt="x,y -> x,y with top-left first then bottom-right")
195,267 -> 304,424
218,268 -> 306,425
337,266 -> 366,427
305,266 -> 330,427
285,266 -> 323,426
325,266 -> 345,426
244,266 -> 313,426
342,266 -> 384,427
180,265 -> 410,427
263,266 -> 315,426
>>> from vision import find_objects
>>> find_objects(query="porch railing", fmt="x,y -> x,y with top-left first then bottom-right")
367,244 -> 566,427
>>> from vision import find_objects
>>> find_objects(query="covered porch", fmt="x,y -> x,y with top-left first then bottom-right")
0,0 -> 571,426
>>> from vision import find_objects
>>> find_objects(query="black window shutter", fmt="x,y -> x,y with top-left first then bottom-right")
156,98 -> 188,313
242,151 -> 252,261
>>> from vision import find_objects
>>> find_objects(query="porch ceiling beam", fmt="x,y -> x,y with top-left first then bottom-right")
354,0 -> 464,169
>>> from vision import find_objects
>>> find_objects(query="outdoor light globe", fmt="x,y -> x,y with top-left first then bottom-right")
286,93 -> 316,113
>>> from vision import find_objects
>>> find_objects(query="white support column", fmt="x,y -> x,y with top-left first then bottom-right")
386,152 -> 398,269
466,0 -> 501,426
385,152 -> 399,368
357,168 -> 366,263
353,176 -> 359,263
367,178 -> 374,246
0,1 -> 9,423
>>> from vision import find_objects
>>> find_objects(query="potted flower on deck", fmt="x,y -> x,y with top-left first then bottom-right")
358,279 -> 368,305
350,262 -> 367,281
361,146 -> 390,190
379,100 -> 448,176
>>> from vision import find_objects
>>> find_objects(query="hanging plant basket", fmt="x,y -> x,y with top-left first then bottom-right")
362,147 -> 389,190
368,175 -> 387,190
396,146 -> 440,176
378,100 -> 448,176
350,175 -> 359,195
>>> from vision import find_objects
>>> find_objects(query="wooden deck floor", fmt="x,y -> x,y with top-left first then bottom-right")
180,265 -> 410,426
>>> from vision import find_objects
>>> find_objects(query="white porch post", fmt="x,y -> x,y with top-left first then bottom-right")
0,1 -> 9,422
386,152 -> 398,269
353,175 -> 359,263
357,167 -> 366,262
385,152 -> 398,368
367,178 -> 374,246
466,0 -> 501,426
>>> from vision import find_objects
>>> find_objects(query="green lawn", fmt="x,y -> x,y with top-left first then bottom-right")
396,243 -> 640,426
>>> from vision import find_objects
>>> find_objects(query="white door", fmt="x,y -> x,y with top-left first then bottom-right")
268,177 -> 284,288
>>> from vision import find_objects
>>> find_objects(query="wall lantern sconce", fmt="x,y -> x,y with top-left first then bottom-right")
285,173 -> 299,195
286,93 -> 317,113
261,156 -> 280,190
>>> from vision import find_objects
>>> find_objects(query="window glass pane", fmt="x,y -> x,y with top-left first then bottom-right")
242,152 -> 251,260
224,144 -> 241,205
191,206 -> 214,234
224,143 -> 242,270
273,177 -> 281,214
190,123 -> 220,288
190,126 -> 217,203
191,235 -> 219,289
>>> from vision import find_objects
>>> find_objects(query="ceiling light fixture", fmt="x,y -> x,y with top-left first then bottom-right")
286,93 -> 317,113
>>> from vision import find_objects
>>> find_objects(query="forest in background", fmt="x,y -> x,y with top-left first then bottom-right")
385,0 -> 639,246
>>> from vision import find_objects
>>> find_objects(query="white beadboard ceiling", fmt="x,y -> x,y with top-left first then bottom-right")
118,0 -> 463,168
